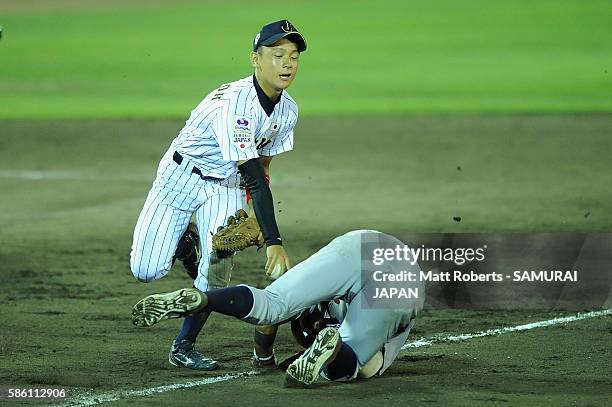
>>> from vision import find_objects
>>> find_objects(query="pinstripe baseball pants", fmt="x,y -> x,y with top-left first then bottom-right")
130,148 -> 245,291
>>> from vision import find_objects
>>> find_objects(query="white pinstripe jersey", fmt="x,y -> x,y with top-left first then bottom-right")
171,75 -> 298,180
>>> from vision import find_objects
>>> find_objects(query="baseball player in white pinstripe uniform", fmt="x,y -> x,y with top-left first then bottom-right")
130,20 -> 307,370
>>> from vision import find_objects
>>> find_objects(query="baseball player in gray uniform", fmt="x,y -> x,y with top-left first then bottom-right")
132,230 -> 425,385
129,20 -> 306,370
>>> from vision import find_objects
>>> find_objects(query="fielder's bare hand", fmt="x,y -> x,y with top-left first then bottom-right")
265,245 -> 291,277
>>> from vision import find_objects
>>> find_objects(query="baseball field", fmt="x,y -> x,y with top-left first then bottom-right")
1,1 -> 611,406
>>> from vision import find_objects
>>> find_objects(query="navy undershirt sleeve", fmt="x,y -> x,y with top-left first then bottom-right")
238,159 -> 282,246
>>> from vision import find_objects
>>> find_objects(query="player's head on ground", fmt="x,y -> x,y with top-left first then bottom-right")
251,19 -> 306,98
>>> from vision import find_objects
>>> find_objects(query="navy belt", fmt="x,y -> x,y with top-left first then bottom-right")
173,151 -> 221,181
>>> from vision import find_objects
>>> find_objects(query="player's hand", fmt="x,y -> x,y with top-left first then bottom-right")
265,245 -> 291,277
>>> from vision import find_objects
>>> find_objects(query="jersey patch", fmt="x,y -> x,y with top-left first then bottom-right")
233,116 -> 254,151
270,122 -> 281,138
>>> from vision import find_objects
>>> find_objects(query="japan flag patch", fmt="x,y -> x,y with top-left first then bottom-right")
233,116 -> 253,151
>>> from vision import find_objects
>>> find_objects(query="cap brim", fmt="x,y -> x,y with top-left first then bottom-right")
260,32 -> 307,52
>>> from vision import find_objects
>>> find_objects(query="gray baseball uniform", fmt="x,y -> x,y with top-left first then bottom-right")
244,230 -> 425,373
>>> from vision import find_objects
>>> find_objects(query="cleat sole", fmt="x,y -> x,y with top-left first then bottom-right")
132,288 -> 202,327
285,327 -> 341,386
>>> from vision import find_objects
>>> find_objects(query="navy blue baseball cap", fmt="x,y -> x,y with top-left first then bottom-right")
253,19 -> 307,52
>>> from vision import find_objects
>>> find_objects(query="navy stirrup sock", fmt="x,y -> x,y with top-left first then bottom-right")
205,285 -> 254,319
176,286 -> 254,343
324,342 -> 358,380
176,307 -> 211,343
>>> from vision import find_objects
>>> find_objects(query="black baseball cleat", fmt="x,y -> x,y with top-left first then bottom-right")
251,352 -> 278,372
285,327 -> 341,387
132,288 -> 204,327
169,339 -> 220,371
174,224 -> 201,279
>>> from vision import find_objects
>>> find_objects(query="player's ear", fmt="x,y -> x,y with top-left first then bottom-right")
250,51 -> 259,69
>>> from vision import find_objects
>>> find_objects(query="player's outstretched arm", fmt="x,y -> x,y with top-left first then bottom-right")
238,158 -> 291,276
244,156 -> 273,219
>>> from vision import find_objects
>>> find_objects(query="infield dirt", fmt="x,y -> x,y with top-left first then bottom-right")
1,116 -> 610,406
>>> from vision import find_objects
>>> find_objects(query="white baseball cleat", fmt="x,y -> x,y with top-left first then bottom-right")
132,288 -> 204,327
285,327 -> 341,386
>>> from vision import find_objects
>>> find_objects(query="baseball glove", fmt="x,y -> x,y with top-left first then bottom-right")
212,209 -> 264,252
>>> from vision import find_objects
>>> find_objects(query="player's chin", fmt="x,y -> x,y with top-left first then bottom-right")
277,74 -> 295,88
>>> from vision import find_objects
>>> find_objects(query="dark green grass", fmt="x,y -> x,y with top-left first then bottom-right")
1,0 -> 611,118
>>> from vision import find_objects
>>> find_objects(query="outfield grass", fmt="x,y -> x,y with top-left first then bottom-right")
1,0 -> 611,118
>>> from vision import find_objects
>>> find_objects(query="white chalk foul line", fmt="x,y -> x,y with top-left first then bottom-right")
58,371 -> 259,407
401,308 -> 611,350
59,309 -> 611,407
